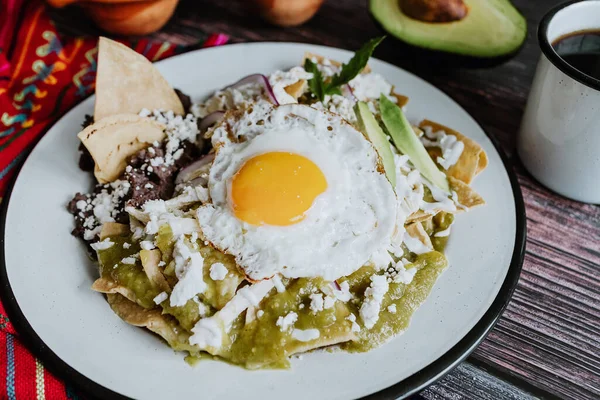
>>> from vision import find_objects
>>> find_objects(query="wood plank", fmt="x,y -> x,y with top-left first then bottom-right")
417,362 -> 539,400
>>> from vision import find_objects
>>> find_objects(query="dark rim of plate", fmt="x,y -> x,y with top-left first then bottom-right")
0,46 -> 527,400
538,0 -> 600,92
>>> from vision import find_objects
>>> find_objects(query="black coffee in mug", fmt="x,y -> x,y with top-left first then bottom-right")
552,29 -> 600,80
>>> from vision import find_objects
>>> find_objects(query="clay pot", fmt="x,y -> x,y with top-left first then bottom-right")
252,0 -> 325,27
46,0 -> 179,36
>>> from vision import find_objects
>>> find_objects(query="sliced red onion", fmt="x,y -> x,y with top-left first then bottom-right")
332,280 -> 342,291
343,84 -> 357,101
176,154 -> 215,185
226,73 -> 279,105
199,111 -> 225,133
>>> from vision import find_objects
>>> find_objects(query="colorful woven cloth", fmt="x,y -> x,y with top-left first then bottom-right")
0,0 -> 227,397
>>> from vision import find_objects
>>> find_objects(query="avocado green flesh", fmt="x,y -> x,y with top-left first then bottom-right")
354,101 -> 396,183
97,225 -> 452,368
380,95 -> 450,192
370,0 -> 527,57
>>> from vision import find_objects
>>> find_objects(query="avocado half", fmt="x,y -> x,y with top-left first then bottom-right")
370,0 -> 527,59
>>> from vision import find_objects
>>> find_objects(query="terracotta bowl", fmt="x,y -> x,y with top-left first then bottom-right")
46,0 -> 179,36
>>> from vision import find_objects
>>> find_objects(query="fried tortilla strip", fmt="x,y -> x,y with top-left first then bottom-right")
420,119 -> 488,184
106,293 -> 198,353
449,176 -> 485,209
284,80 -> 308,100
406,221 -> 434,250
92,278 -> 136,303
78,114 -> 166,183
406,210 -> 433,224
140,249 -> 170,293
391,91 -> 410,108
99,222 -> 130,240
95,37 -> 184,121
406,175 -> 485,224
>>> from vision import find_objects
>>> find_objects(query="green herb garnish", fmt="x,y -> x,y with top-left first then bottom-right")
304,36 -> 385,102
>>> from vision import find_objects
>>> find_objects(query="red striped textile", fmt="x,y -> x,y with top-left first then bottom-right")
0,1 -> 227,397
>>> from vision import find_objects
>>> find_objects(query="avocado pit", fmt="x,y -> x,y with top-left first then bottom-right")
399,0 -> 468,23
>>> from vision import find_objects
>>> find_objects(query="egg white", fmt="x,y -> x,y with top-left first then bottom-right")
196,104 -> 399,281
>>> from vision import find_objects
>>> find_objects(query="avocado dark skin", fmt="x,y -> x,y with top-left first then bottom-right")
370,0 -> 528,68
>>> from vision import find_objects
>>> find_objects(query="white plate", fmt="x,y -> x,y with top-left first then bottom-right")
0,43 -> 525,400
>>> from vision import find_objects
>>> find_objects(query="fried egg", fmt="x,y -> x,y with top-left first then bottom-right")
196,103 -> 399,281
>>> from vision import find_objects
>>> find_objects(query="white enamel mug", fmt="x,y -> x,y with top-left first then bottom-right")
518,0 -> 600,204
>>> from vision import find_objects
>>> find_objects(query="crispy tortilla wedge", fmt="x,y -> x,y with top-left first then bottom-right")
406,176 -> 484,223
420,119 -> 488,184
106,293 -> 198,353
78,113 -> 166,183
92,278 -> 136,303
140,249 -> 171,293
95,37 -> 184,121
406,221 -> 434,250
99,222 -> 130,240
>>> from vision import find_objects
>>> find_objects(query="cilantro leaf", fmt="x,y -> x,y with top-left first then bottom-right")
326,36 -> 385,91
304,58 -> 326,102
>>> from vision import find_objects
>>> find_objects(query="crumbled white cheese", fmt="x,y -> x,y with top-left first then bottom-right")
121,257 -> 136,265
153,291 -> 168,304
90,238 -> 114,251
190,280 -> 274,349
403,235 -> 432,255
122,242 -> 131,249
359,274 -> 389,329
193,296 -> 210,317
309,293 -> 324,313
391,263 -> 417,284
209,262 -> 228,281
333,281 -> 352,302
272,275 -> 286,293
349,73 -> 393,101
387,304 -> 397,314
170,237 -> 207,307
291,328 -> 320,342
79,180 -> 130,241
140,240 -> 155,250
323,295 -> 336,309
141,109 -> 199,168
276,311 -> 298,332
346,313 -> 361,332
257,310 -> 264,318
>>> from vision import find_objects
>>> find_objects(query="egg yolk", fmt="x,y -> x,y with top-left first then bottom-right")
230,152 -> 327,226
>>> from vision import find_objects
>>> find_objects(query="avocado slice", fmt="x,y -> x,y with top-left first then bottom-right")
379,95 -> 450,192
354,102 -> 396,183
370,0 -> 527,58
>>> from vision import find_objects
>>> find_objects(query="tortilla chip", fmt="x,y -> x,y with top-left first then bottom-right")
391,91 -> 409,108
303,52 -> 372,74
406,210 -> 433,224
99,222 -> 130,240
94,37 -> 184,121
419,120 -> 488,184
406,221 -> 433,249
78,113 -> 166,183
284,80 -> 308,99
140,249 -> 170,292
449,176 -> 485,209
92,278 -> 136,303
106,293 -> 198,353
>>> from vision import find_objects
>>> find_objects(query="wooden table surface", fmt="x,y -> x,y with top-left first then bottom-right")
49,0 -> 600,399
